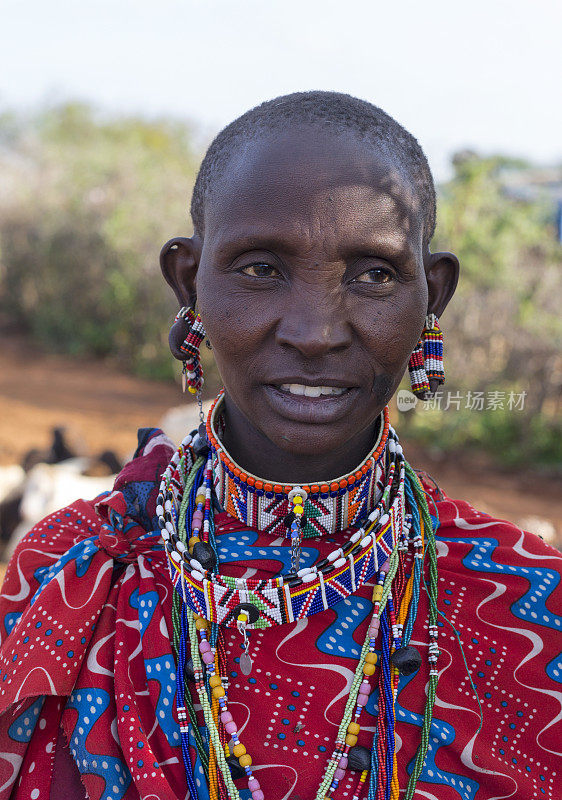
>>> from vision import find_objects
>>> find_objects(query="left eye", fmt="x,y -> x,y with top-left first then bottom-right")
239,263 -> 280,278
353,268 -> 392,284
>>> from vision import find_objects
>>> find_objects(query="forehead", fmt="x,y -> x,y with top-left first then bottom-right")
204,127 -> 424,253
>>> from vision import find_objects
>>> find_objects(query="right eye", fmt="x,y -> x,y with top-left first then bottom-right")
239,263 -> 280,278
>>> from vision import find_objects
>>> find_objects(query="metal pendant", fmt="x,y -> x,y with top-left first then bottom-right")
240,651 -> 253,676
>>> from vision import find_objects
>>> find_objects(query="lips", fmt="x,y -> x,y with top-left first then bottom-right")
263,381 -> 358,424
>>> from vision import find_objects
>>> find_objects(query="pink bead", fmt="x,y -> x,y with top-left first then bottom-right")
381,558 -> 391,572
192,511 -> 204,527
225,721 -> 237,735
358,692 -> 370,706
338,755 -> 348,769
199,640 -> 211,653
361,680 -> 370,692
202,651 -> 214,665
251,791 -> 264,800
334,768 -> 346,781
248,779 -> 260,791
220,711 -> 233,725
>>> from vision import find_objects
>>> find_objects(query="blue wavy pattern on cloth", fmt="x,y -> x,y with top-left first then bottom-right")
65,687 -> 132,800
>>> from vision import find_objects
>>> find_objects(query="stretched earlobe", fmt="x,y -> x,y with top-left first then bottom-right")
160,236 -> 200,308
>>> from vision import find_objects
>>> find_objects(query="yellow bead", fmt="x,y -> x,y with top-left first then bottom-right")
345,733 -> 358,747
188,536 -> 200,551
232,743 -> 246,757
212,686 -> 225,699
347,722 -> 360,735
237,613 -> 248,623
365,652 -> 377,665
188,386 -> 197,394
209,675 -> 222,688
195,494 -> 206,506
293,496 -> 303,505
294,507 -> 303,516
372,585 -> 383,602
195,618 -> 208,630
238,754 -> 252,767
363,663 -> 376,676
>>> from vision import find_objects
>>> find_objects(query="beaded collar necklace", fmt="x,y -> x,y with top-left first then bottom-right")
159,406 -> 405,631
157,394 -> 441,800
206,391 -> 390,538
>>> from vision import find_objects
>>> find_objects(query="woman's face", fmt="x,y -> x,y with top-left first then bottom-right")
165,127 -> 457,471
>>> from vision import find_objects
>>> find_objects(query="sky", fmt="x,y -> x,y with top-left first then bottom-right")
1,0 -> 561,180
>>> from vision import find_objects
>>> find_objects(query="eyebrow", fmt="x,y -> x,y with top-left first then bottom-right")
212,228 -> 420,265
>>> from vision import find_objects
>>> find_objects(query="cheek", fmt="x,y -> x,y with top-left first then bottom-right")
359,310 -> 423,367
196,273 -> 267,390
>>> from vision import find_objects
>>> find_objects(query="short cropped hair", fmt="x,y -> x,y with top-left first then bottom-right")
190,91 -> 436,247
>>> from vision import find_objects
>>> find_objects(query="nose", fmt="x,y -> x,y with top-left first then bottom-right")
275,291 -> 352,358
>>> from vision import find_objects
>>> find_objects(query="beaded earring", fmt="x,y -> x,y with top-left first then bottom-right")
408,313 -> 444,398
174,306 -> 206,395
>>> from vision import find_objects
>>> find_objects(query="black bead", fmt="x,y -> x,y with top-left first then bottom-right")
192,541 -> 217,571
198,422 -> 207,439
283,512 -> 295,526
390,645 -> 422,676
183,657 -> 196,682
230,602 -> 260,624
226,755 -> 246,780
347,744 -> 371,772
191,433 -> 210,458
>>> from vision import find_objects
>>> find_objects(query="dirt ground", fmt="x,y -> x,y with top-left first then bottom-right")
1,336 -> 560,550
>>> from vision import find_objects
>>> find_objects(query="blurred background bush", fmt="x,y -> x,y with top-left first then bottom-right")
1,102 -> 560,469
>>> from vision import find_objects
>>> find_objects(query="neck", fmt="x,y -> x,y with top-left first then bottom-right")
220,394 -> 381,485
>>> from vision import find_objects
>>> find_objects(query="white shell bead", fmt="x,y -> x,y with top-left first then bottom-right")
360,535 -> 372,547
302,572 -> 317,583
350,531 -> 361,543
333,557 -> 346,569
191,570 -> 204,581
156,505 -> 164,517
378,514 -> 390,527
297,567 -> 313,577
176,541 -> 186,553
171,551 -> 181,563
327,548 -> 343,563
190,559 -> 204,571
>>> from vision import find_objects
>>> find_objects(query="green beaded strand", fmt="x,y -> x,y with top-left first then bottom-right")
315,546 -> 400,800
402,463 -> 439,800
187,611 -> 242,800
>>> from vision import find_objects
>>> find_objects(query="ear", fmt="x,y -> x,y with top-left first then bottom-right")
160,236 -> 201,308
425,251 -> 460,318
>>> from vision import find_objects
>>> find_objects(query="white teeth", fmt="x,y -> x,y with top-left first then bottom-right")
279,383 -> 347,397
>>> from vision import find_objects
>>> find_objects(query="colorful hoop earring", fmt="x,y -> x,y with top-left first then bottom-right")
408,313 -> 444,398
175,306 -> 206,394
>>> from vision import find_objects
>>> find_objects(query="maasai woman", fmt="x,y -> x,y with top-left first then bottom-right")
0,92 -> 560,800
